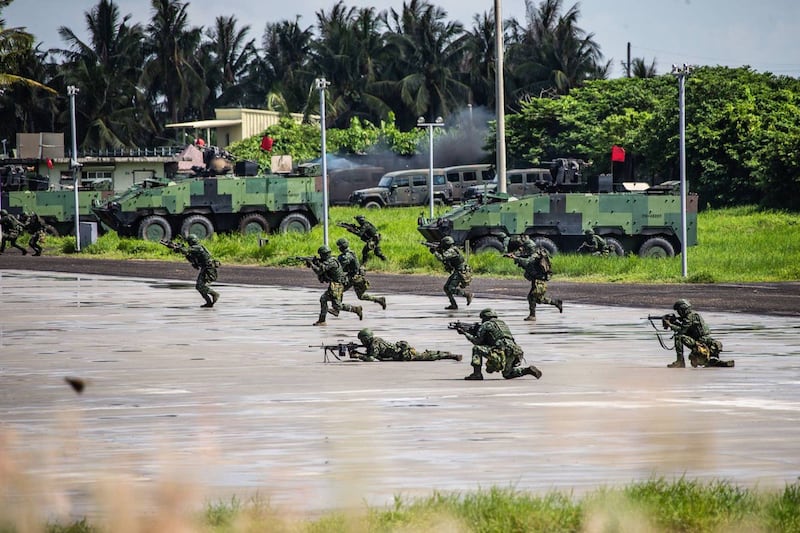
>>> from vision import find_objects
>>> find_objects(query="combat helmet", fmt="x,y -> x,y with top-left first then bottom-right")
357,328 -> 373,341
479,308 -> 498,320
336,237 -> 349,249
673,299 -> 692,313
355,215 -> 366,222
186,234 -> 199,245
441,236 -> 455,247
318,245 -> 332,257
0,209 -> 7,216
585,229 -> 594,235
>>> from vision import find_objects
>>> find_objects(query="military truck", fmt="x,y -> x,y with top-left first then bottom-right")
418,178 -> 697,258
92,170 -> 324,241
1,164 -> 110,235
348,168 -> 453,208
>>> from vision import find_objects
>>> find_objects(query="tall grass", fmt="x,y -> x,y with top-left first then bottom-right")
41,206 -> 800,283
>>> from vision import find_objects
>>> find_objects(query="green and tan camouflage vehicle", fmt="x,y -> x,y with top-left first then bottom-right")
418,173 -> 697,258
92,170 -> 324,241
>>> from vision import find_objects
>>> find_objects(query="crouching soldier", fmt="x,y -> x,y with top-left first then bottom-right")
663,299 -> 734,368
354,328 -> 462,362
455,308 -> 543,380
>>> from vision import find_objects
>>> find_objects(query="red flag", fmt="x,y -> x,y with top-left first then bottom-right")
260,136 -> 274,152
611,145 -> 626,162
46,158 -> 54,169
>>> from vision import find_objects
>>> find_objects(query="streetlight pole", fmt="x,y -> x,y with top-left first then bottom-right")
417,116 -> 444,218
68,85 -> 81,251
494,0 -> 507,194
315,77 -> 331,246
671,64 -> 693,278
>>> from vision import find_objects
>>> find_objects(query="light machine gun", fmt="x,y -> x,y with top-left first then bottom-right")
448,320 -> 481,337
421,240 -> 439,251
311,341 -> 364,363
645,313 -> 679,350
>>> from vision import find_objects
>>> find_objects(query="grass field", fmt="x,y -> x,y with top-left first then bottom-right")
51,205 -> 800,284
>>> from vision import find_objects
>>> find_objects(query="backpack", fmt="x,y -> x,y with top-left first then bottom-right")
536,250 -> 552,280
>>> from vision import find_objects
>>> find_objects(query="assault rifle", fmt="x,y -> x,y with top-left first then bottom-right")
160,238 -> 186,253
421,241 -> 439,250
287,255 -> 319,267
644,313 -> 679,350
336,221 -> 360,233
448,320 -> 481,336
311,341 -> 364,362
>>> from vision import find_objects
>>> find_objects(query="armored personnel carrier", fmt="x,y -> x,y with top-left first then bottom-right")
92,168 -> 324,242
418,164 -> 697,258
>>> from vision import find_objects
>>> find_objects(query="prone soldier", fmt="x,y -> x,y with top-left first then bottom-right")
161,234 -> 220,307
353,328 -> 462,362
337,215 -> 386,263
336,237 -> 386,310
428,236 -> 473,310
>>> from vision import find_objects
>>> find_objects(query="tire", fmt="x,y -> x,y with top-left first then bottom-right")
138,215 -> 172,242
534,236 -> 558,256
44,224 -> 60,237
473,236 -> 505,254
278,212 -> 312,233
363,200 -> 382,209
638,236 -> 675,258
605,237 -> 625,256
180,214 -> 214,240
239,213 -> 270,235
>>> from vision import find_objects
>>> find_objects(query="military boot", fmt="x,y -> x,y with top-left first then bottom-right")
524,310 -> 536,321
667,357 -> 685,368
464,365 -> 484,380
210,291 -> 220,306
465,290 -> 473,306
353,305 -> 363,320
442,353 -> 463,361
522,365 -> 543,379
555,299 -> 563,313
200,294 -> 214,308
377,297 -> 387,310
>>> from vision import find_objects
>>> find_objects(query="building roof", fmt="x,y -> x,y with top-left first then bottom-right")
165,118 -> 242,129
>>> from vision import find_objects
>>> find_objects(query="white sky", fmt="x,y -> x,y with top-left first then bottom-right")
5,0 -> 800,78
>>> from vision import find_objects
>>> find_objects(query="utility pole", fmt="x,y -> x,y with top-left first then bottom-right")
68,85 -> 81,251
626,42 -> 631,78
671,64 -> 694,278
494,0 -> 507,194
417,117 -> 445,218
315,77 -> 331,246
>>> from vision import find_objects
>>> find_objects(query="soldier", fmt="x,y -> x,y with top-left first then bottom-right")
307,244 -> 362,326
577,229 -> 609,256
505,233 -> 537,258
455,308 -> 542,381
166,234 -> 220,307
0,208 -> 28,255
22,212 -> 46,256
340,215 -> 386,263
430,236 -> 473,310
354,328 -> 462,362
505,245 -> 562,321
336,237 -> 386,310
663,299 -> 734,368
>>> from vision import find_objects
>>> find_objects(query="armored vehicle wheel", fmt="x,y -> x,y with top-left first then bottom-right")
181,215 -> 214,240
239,213 -> 269,235
534,237 -> 558,256
473,236 -> 505,254
44,224 -> 59,237
138,215 -> 172,242
638,237 -> 675,258
278,212 -> 312,233
363,200 -> 382,209
605,237 -> 625,256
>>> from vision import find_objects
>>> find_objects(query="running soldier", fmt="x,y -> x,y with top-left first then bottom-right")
0,209 -> 28,255
338,215 -> 386,263
429,236 -> 473,310
163,234 -> 220,307
304,245 -> 362,326
22,212 -> 47,256
336,237 -> 386,310
505,245 -> 562,321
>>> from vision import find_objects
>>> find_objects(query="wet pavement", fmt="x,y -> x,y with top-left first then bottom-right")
1,269 -> 799,517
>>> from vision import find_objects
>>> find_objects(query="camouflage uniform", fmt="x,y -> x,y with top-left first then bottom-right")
578,229 -> 609,256
505,234 -> 537,258
352,215 -> 386,263
431,236 -> 473,309
336,238 -> 386,310
664,299 -> 733,368
179,234 -> 220,307
355,328 -> 461,362
459,309 -> 542,380
0,209 -> 27,255
512,249 -> 562,321
311,245 -> 362,326
23,212 -> 46,256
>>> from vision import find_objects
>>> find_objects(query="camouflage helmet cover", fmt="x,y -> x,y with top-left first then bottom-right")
357,328 -> 373,340
318,245 -> 331,256
186,234 -> 199,244
673,299 -> 692,312
336,237 -> 349,249
0,209 -> 7,215
355,215 -> 365,221
441,236 -> 455,246
479,308 -> 498,320
585,228 -> 594,235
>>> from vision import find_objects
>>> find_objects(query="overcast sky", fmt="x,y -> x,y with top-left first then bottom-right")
5,0 -> 800,78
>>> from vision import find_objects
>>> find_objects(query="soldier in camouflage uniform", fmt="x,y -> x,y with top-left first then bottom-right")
22,212 -> 46,256
169,234 -> 220,307
577,229 -> 610,256
350,215 -> 386,263
308,244 -> 362,326
354,328 -> 462,362
430,236 -> 473,310
663,299 -> 734,368
507,246 -> 562,321
0,209 -> 28,255
455,308 -> 542,381
336,237 -> 386,310
505,233 -> 537,258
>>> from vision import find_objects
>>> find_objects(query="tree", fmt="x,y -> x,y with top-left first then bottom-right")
261,17 -> 314,116
199,15 -> 256,113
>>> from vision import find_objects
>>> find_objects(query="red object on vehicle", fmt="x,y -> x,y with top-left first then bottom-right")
611,145 -> 626,162
195,138 -> 205,147
260,136 -> 274,151
46,158 -> 54,169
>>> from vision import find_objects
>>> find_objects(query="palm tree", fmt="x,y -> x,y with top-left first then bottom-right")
142,0 -> 205,127
631,57 -> 657,78
261,17 -> 314,115
199,15 -> 256,112
0,0 -> 56,94
382,0 -> 469,128
54,0 -> 146,149
460,11 -> 500,110
312,2 -> 391,127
